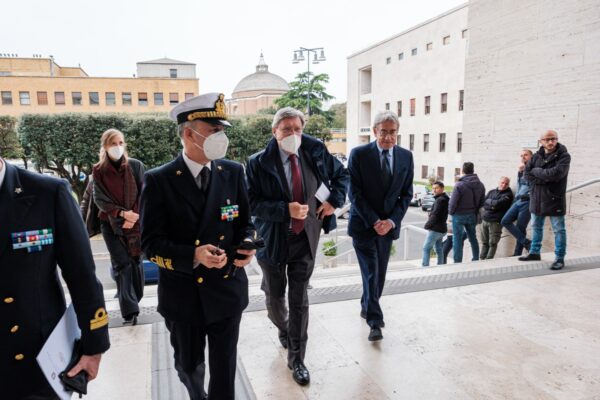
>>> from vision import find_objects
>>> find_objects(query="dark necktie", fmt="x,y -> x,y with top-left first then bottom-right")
381,149 -> 392,189
289,154 -> 304,234
199,167 -> 210,192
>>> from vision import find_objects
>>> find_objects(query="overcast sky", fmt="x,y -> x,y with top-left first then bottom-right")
3,0 -> 464,103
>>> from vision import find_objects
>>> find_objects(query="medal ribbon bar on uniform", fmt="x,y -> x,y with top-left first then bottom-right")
220,205 -> 239,221
11,229 -> 54,253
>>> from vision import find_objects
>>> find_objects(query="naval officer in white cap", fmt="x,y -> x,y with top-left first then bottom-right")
140,93 -> 256,400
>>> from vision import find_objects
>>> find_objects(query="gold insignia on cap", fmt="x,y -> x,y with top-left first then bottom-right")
176,170 -> 182,176
90,308 -> 109,330
187,93 -> 228,121
15,188 -> 22,194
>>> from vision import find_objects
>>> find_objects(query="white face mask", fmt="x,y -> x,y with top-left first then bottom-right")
191,128 -> 229,160
279,133 -> 302,154
107,145 -> 124,160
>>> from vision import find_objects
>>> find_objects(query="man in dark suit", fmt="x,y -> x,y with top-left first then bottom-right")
348,111 -> 414,342
246,107 -> 348,386
140,93 -> 256,400
0,157 -> 110,399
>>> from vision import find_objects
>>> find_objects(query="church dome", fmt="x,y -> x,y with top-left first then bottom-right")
232,54 -> 289,96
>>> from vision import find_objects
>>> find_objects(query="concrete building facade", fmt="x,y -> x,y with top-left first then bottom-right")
0,56 -> 198,116
226,54 -> 289,116
346,4 -> 469,184
463,0 -> 600,249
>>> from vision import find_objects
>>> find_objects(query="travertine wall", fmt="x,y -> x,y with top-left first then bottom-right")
463,0 -> 600,250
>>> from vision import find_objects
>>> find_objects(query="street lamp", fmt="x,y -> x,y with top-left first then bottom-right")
292,47 -> 326,116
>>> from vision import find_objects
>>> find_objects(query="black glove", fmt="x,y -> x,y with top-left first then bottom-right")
224,232 -> 265,277
59,339 -> 89,398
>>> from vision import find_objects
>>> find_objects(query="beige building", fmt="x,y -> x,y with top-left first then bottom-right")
325,129 -> 348,156
227,53 -> 289,116
0,56 -> 198,116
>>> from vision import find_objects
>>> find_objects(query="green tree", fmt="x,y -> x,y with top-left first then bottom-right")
227,117 -> 272,163
329,102 -> 346,129
275,72 -> 334,120
0,116 -> 24,160
304,114 -> 331,142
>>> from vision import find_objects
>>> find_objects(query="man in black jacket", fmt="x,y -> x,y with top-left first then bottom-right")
246,107 -> 348,385
480,177 -> 514,259
422,181 -> 449,266
519,130 -> 571,270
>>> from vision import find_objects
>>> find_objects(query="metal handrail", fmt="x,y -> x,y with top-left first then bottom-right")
566,178 -> 600,193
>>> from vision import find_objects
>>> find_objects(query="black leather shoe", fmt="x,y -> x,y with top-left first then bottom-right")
523,239 -> 532,252
518,253 -> 541,262
360,310 -> 366,319
550,259 -> 565,270
288,360 -> 310,385
278,333 -> 288,349
368,327 -> 383,342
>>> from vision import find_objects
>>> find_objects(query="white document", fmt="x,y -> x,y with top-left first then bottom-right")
37,304 -> 81,400
315,183 -> 331,203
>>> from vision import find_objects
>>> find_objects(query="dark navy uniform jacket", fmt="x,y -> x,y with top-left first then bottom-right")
0,162 -> 110,399
140,155 -> 254,325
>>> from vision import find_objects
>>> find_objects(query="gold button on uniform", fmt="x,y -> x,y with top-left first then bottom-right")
4,297 -> 14,304
15,354 -> 24,361
223,274 -> 229,279
197,277 -> 204,284
10,325 -> 19,333
219,235 -> 225,240
195,240 -> 200,246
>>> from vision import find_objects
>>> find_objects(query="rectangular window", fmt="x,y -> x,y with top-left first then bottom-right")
424,96 -> 431,115
398,52 -> 404,60
411,48 -> 417,56
441,93 -> 447,113
457,132 -> 462,153
154,92 -> 164,105
138,92 -> 148,106
1,91 -> 12,105
439,133 -> 446,152
397,135 -> 401,145
170,69 -> 178,78
106,92 -> 116,105
426,42 -> 433,51
437,167 -> 445,180
122,92 -> 132,105
443,35 -> 450,45
37,91 -> 48,105
397,101 -> 402,117
72,92 -> 82,105
410,98 -> 415,116
421,165 -> 428,179
386,57 -> 391,64
54,91 -> 65,105
462,29 -> 468,39
385,102 -> 390,111
89,92 -> 99,105
169,92 -> 179,105
409,134 -> 415,151
19,91 -> 31,105
185,92 -> 194,100
459,90 -> 464,111
423,134 -> 430,152
455,168 -> 461,178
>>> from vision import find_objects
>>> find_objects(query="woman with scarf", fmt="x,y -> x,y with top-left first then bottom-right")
93,128 -> 145,324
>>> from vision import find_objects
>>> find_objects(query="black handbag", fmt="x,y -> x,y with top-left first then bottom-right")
59,339 -> 89,398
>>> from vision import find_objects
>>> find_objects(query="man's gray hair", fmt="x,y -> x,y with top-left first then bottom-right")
177,121 -> 192,137
272,107 -> 306,129
372,111 -> 399,129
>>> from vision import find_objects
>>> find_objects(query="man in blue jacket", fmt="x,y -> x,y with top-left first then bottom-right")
0,157 -> 110,399
246,107 -> 348,386
347,111 -> 413,342
448,162 -> 486,263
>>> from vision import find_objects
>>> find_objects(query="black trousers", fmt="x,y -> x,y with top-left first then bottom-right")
258,230 -> 314,366
164,314 -> 242,400
101,221 -> 144,319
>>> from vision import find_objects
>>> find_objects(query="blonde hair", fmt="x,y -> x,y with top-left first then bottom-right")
97,128 -> 128,166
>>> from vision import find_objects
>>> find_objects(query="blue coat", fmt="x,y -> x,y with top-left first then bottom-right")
347,142 -> 414,240
246,135 -> 349,265
140,155 -> 254,325
0,162 -> 110,398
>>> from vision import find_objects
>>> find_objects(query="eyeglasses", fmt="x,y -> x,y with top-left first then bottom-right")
378,130 -> 397,138
540,137 -> 558,142
280,127 -> 302,135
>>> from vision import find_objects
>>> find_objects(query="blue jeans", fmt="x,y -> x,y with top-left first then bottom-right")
530,213 -> 566,260
452,213 -> 479,263
501,200 -> 531,256
422,231 -> 445,266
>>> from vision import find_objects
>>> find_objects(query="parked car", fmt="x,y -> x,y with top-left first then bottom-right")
143,258 -> 159,284
421,192 -> 452,212
410,185 -> 430,207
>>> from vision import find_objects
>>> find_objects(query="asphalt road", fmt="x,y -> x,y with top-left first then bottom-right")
92,206 -> 430,291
